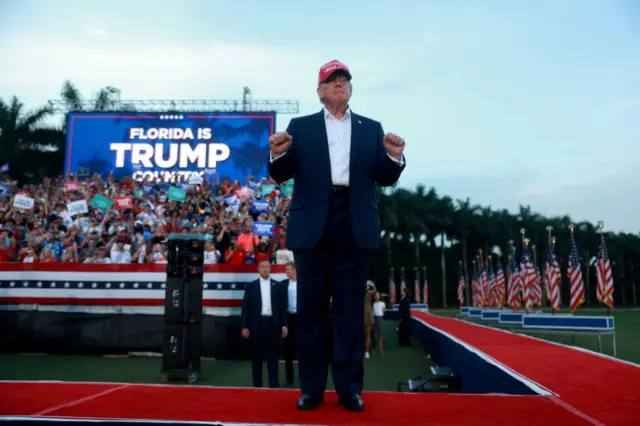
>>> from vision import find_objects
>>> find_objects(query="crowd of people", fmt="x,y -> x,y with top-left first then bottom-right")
0,171 -> 295,265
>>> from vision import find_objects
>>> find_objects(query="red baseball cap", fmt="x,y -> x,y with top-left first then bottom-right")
318,59 -> 352,83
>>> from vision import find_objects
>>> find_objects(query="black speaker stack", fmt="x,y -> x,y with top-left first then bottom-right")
160,233 -> 206,384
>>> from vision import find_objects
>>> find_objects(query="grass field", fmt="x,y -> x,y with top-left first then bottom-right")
0,320 -> 433,391
435,307 -> 640,364
0,309 -> 637,391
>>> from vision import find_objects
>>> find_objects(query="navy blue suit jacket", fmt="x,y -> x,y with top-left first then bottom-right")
267,110 -> 405,250
240,278 -> 288,333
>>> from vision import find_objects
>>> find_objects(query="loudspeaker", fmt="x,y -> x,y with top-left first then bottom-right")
167,233 -> 206,278
164,276 -> 204,324
162,233 -> 206,381
161,323 -> 202,373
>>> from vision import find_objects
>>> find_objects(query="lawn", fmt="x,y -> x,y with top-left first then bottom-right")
0,320 -> 433,391
1,309 -> 637,391
433,307 -> 640,365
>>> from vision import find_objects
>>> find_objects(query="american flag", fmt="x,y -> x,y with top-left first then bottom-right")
389,268 -> 396,305
480,260 -> 489,307
487,261 -> 497,307
545,236 -> 562,312
400,268 -> 407,296
507,255 -> 522,310
414,267 -> 421,304
422,267 -> 429,305
596,231 -> 614,309
568,231 -> 585,312
520,241 -> 537,311
457,265 -> 465,306
471,264 -> 480,307
495,260 -> 506,308
531,250 -> 543,306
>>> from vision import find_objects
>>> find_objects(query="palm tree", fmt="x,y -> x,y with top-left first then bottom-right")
0,96 -> 63,182
376,184 -> 640,308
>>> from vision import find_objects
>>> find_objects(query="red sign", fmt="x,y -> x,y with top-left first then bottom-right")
64,182 -> 79,192
235,186 -> 253,199
115,196 -> 133,209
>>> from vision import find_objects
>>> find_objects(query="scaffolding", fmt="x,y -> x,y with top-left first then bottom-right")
47,87 -> 299,114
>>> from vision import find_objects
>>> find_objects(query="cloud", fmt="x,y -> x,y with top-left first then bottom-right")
405,168 -> 640,233
0,33 -> 401,127
84,26 -> 107,38
514,187 -> 554,198
607,98 -> 640,116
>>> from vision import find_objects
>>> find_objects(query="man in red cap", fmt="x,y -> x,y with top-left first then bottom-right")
267,59 -> 406,412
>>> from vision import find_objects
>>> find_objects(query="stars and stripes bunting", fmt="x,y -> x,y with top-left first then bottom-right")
0,264 -> 287,310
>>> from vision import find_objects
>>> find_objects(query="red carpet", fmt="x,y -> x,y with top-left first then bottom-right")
1,381 -> 590,425
413,311 -> 640,426
1,313 -> 639,425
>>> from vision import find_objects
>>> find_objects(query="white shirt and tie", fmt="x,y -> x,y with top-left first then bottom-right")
270,107 -> 404,185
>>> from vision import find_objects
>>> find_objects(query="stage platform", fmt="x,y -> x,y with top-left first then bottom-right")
1,311 -> 639,426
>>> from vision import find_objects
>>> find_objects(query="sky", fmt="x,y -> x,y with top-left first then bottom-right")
1,0 -> 639,232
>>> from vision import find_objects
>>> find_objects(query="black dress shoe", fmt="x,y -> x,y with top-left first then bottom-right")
338,393 -> 364,411
296,393 -> 323,410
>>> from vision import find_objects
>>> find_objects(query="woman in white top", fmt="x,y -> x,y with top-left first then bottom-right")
372,292 -> 386,354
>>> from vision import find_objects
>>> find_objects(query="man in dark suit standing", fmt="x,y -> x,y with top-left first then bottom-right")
282,261 -> 298,386
240,259 -> 288,388
267,59 -> 406,412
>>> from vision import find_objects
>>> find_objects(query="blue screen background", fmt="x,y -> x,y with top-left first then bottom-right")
64,112 -> 276,182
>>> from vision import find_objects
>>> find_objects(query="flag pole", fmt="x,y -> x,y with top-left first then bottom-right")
598,220 -> 610,317
549,227 -> 555,316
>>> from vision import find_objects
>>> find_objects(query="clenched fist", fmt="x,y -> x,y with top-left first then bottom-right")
269,131 -> 292,156
383,132 -> 405,161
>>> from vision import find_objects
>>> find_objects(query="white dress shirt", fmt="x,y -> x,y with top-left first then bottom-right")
324,108 -> 352,185
287,280 -> 297,314
270,106 -> 405,185
259,277 -> 272,316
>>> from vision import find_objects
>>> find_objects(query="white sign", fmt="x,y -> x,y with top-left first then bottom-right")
188,174 -> 204,185
67,199 -> 89,217
13,194 -> 34,210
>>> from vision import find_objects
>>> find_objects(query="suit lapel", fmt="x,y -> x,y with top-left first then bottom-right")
255,280 -> 262,314
349,111 -> 361,178
270,279 -> 277,313
315,110 -> 332,182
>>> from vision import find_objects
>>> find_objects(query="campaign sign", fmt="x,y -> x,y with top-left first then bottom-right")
65,112 -> 276,182
251,200 -> 270,214
253,221 -> 275,237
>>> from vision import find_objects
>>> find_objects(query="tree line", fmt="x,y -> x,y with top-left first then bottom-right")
2,81 -> 639,309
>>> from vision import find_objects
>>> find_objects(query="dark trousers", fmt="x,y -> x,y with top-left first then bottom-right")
250,315 -> 280,388
293,193 -> 371,397
284,312 -> 297,384
398,318 -> 412,346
